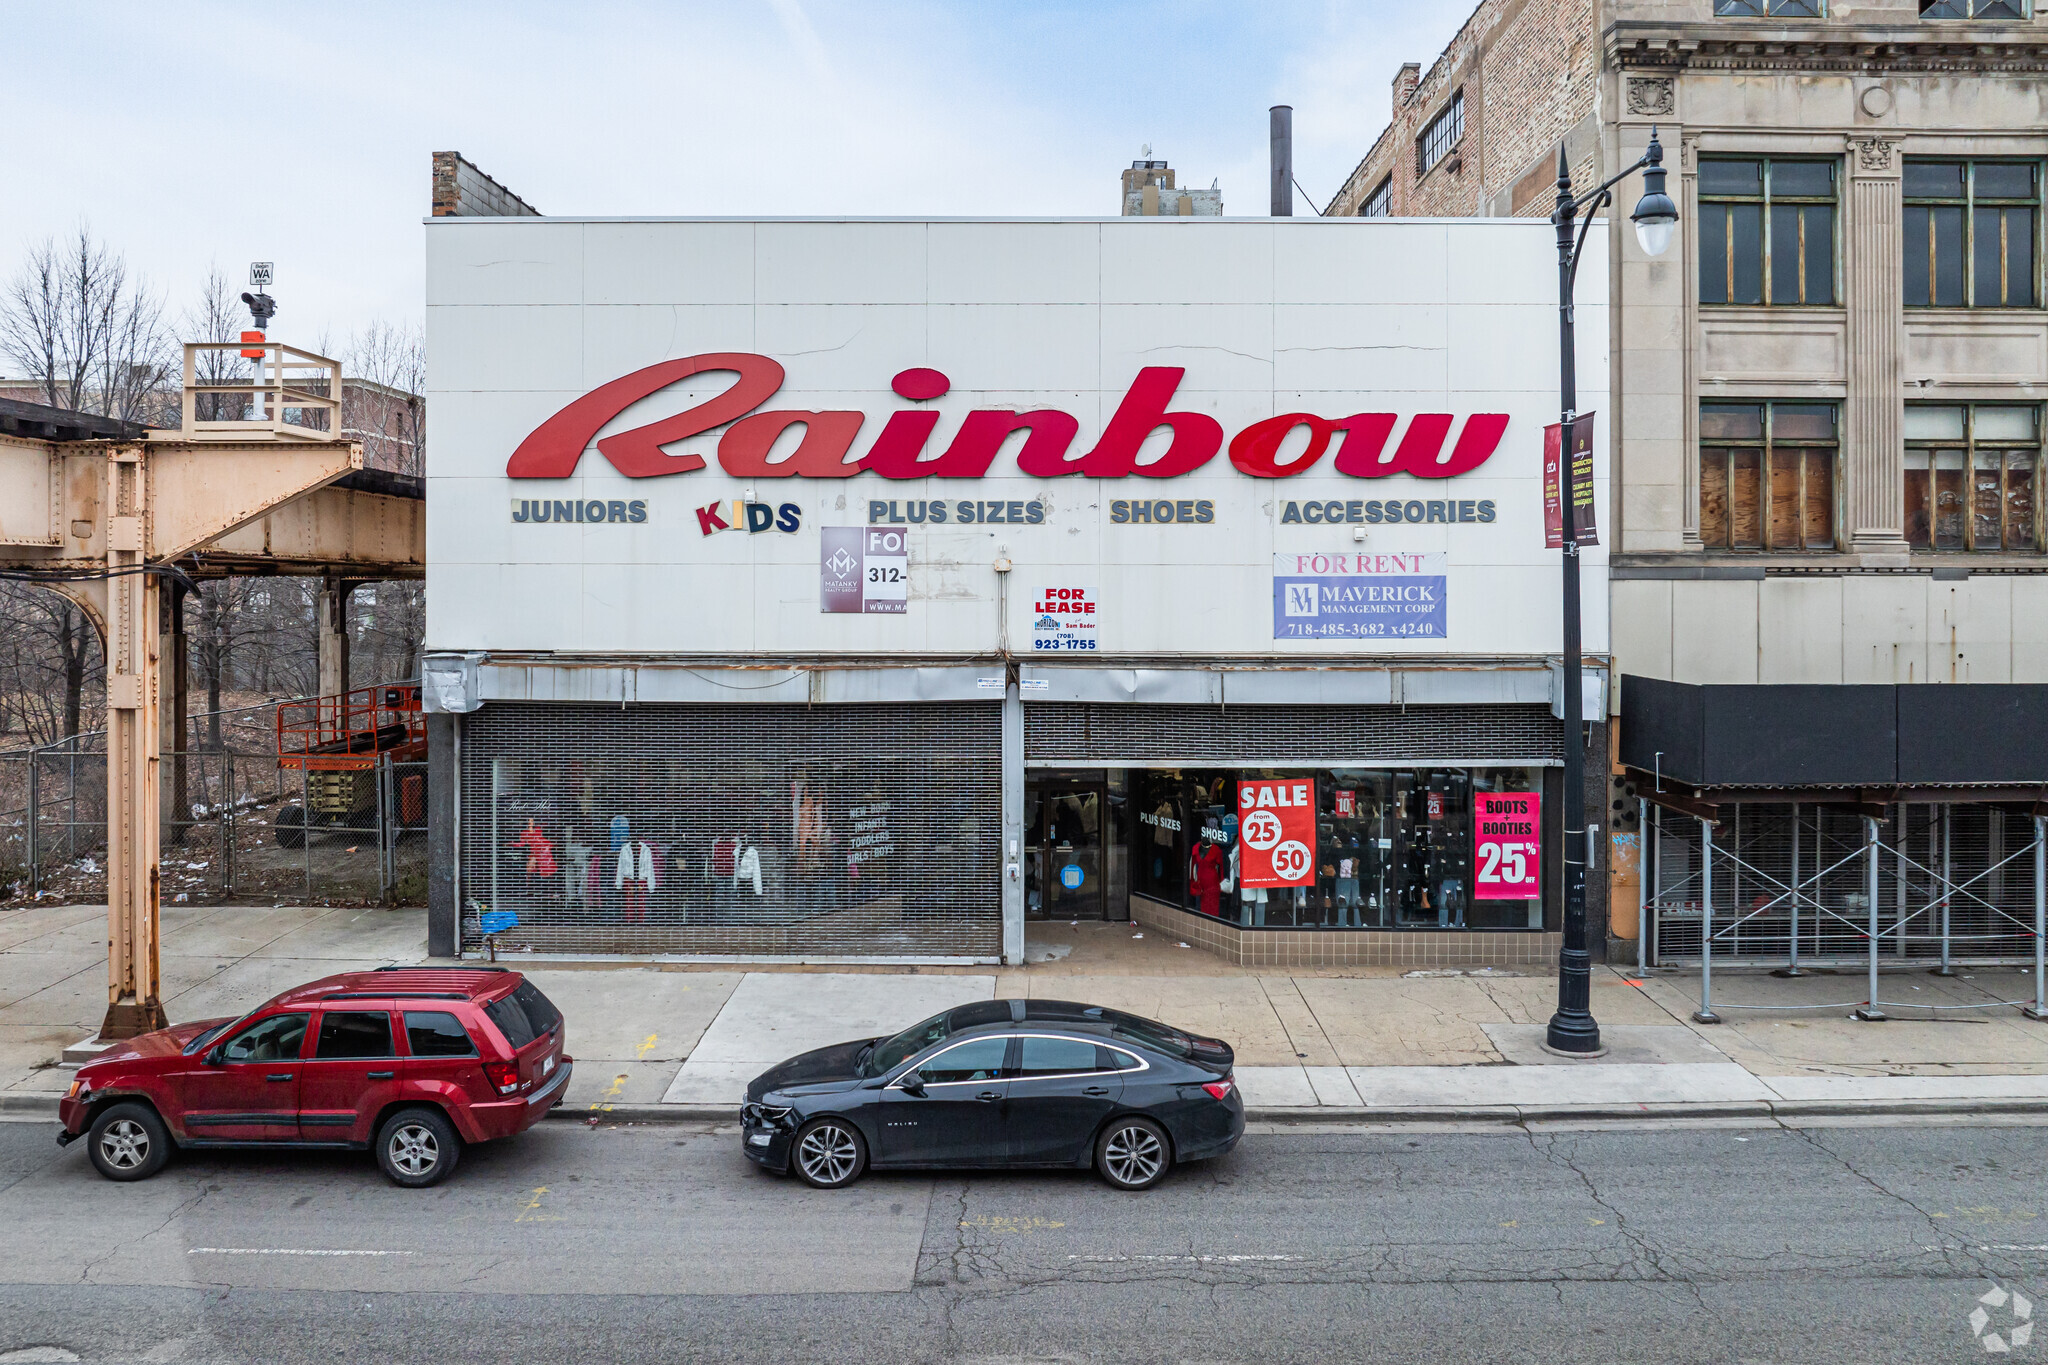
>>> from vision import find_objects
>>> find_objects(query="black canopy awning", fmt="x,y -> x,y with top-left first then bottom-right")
1620,676 -> 2048,792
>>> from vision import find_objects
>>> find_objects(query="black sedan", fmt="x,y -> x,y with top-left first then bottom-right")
739,998 -> 1242,1191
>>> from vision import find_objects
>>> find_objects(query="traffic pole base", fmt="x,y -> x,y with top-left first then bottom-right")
1854,1007 -> 1888,1022
1692,1009 -> 1722,1025
98,998 -> 169,1041
2023,1006 -> 2048,1022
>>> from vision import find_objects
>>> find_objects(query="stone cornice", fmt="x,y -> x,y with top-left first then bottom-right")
1606,20 -> 2048,74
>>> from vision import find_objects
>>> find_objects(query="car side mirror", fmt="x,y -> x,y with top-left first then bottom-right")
204,1046 -> 225,1067
898,1071 -> 926,1095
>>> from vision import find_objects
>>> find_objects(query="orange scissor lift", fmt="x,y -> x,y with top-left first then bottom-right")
273,683 -> 427,847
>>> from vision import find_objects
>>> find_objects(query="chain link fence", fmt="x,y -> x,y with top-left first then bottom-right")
0,694 -> 427,908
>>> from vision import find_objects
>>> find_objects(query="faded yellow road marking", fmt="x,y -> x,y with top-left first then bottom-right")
637,1033 -> 659,1059
515,1186 -> 562,1223
588,1073 -> 629,1112
960,1215 -> 1065,1233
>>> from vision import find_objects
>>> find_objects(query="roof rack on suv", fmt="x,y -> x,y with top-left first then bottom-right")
322,990 -> 469,1001
374,964 -> 510,972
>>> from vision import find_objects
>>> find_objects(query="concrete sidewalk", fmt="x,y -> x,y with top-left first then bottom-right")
4,904 -> 2047,1120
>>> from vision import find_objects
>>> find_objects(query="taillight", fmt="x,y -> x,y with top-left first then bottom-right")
482,1060 -> 520,1095
1201,1076 -> 1235,1101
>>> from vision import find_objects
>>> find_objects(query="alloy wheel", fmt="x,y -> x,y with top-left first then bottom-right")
388,1123 -> 440,1177
98,1118 -> 149,1170
1103,1123 -> 1164,1186
796,1122 -> 860,1185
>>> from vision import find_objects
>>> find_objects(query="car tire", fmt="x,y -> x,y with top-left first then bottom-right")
1095,1116 -> 1172,1191
87,1102 -> 171,1182
376,1107 -> 461,1188
790,1117 -> 867,1189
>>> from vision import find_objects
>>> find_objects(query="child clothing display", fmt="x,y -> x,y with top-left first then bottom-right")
563,841 -> 593,907
609,814 -> 631,853
735,844 -> 763,896
512,819 -> 557,881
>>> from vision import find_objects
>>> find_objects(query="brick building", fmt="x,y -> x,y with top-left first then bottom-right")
1330,0 -> 2048,977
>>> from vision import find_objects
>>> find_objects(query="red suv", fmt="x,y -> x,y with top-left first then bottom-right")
57,967 -> 570,1187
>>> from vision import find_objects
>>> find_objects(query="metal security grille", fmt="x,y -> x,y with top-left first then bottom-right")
1648,801 -> 2043,965
1025,703 -> 1562,766
458,703 -> 1002,959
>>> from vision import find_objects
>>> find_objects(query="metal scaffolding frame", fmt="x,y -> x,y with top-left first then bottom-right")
1641,797 -> 2048,1022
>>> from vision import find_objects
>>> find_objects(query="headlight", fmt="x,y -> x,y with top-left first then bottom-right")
742,1103 -> 795,1127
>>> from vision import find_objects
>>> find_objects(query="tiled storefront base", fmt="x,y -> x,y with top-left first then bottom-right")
1129,895 -> 1562,969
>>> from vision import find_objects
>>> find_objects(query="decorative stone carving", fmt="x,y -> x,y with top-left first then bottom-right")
1859,85 -> 1894,118
1854,138 -> 1898,172
1626,77 -> 1675,116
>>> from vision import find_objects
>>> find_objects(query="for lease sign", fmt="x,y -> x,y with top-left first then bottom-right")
1237,779 -> 1316,888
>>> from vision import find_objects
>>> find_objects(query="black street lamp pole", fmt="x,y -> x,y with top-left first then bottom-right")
1545,129 -> 1676,1056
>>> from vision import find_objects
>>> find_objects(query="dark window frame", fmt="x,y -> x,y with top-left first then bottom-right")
403,1009 -> 479,1058
1698,157 -> 1840,307
1698,401 -> 1841,552
1919,0 -> 2029,18
1714,0 -> 1824,13
1904,159 -> 2041,308
1904,402 -> 2042,552
1359,175 -> 1393,218
1416,91 -> 1463,178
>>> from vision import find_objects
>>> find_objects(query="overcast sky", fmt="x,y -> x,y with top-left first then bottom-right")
1,1 -> 1469,352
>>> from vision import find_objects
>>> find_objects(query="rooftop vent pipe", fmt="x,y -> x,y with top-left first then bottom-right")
1270,105 -> 1293,217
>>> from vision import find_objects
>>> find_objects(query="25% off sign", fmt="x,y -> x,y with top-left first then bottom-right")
1237,779 -> 1316,888
1474,792 -> 1542,899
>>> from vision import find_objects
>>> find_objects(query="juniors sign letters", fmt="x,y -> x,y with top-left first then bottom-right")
1473,792 -> 1542,900
1237,779 -> 1316,888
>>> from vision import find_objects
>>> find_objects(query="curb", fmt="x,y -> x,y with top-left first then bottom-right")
544,1096 -> 2048,1127
14,1092 -> 2045,1127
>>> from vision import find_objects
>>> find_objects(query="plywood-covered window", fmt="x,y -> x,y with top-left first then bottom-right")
1904,404 -> 2040,552
1699,402 -> 1838,552
1698,158 -> 1838,306
1904,161 -> 2039,308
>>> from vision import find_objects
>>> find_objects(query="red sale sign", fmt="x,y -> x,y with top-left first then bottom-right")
1474,792 -> 1542,900
1238,779 -> 1316,888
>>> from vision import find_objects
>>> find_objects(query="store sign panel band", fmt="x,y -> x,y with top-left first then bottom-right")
505,354 -> 1510,484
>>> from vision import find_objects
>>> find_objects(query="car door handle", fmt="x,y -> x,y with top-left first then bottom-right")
1084,1086 -> 1111,1096
266,1073 -> 293,1082
366,1071 -> 394,1080
976,1090 -> 1003,1102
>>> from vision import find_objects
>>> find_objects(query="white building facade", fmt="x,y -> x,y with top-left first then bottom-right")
422,216 -> 1609,967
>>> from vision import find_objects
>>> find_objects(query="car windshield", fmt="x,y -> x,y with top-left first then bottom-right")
861,1008 -> 953,1078
184,1011 -> 256,1056
1103,1009 -> 1195,1060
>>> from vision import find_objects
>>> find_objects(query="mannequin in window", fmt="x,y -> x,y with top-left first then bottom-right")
616,837 -> 659,922
1189,832 -> 1226,919
513,818 -> 556,905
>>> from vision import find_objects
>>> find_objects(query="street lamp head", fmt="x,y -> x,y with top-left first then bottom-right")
1630,127 -> 1679,258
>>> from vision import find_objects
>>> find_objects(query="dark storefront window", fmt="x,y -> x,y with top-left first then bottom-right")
1128,767 -> 1543,931
1131,769 -> 1187,907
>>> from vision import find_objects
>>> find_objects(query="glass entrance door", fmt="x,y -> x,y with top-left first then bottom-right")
1026,781 -> 1105,919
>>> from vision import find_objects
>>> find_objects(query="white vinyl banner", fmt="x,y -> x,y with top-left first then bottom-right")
426,217 -> 1608,659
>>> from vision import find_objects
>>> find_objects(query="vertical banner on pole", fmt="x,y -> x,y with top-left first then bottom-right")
1543,413 -> 1599,548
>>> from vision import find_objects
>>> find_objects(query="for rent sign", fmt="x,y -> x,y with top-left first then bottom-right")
1271,552 -> 1447,640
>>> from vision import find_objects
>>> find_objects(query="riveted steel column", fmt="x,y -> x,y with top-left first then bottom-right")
1002,679 -> 1024,966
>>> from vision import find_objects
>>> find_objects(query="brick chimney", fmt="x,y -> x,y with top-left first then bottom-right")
1393,62 -> 1422,113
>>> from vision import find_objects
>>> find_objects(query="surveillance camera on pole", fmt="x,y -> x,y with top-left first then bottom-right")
241,262 -> 276,358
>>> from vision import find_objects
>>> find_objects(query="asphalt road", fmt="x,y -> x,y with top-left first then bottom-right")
0,1114 -> 2044,1363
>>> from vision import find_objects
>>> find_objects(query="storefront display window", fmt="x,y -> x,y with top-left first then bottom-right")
1130,769 -> 1187,907
1126,766 -> 1543,932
